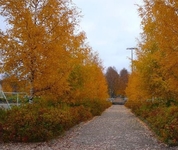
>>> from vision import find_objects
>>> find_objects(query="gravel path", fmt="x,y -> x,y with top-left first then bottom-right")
0,105 -> 178,150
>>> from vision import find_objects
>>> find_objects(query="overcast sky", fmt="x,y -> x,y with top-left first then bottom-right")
73,0 -> 143,72
0,0 -> 143,73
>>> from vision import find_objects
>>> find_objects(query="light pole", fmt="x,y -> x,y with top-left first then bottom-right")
126,47 -> 137,72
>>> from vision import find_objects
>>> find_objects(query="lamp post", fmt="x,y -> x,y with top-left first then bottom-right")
126,47 -> 137,72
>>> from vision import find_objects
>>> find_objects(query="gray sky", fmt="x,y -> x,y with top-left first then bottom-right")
73,0 -> 143,72
0,0 -> 143,73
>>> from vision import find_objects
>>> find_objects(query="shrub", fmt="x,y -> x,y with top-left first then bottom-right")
0,98 -> 111,142
80,99 -> 111,116
2,104 -> 65,142
126,100 -> 178,146
69,105 -> 92,126
147,106 -> 178,146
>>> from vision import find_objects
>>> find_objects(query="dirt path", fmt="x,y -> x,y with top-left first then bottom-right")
0,105 -> 177,150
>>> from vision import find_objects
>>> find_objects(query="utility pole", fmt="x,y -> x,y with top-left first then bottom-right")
126,47 -> 137,72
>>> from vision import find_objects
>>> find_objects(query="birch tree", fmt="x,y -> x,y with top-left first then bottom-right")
0,0 -> 83,101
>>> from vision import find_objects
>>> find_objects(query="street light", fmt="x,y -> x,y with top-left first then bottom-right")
126,47 -> 137,72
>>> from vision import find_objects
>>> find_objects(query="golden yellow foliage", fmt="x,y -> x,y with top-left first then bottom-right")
0,0 -> 109,103
68,50 -> 109,104
126,0 -> 178,105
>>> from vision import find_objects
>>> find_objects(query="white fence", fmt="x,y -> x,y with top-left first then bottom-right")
0,92 -> 28,109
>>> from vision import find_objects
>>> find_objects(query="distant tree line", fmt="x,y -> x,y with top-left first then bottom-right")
105,67 -> 129,98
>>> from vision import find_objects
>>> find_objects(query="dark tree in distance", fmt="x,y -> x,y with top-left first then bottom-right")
118,68 -> 129,97
105,67 -> 120,97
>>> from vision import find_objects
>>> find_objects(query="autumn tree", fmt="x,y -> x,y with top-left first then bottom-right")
0,0 -> 86,101
105,67 -> 120,97
137,0 -> 178,101
126,0 -> 178,106
0,0 -> 109,105
80,52 -> 109,101
118,68 -> 129,96
68,50 -> 109,104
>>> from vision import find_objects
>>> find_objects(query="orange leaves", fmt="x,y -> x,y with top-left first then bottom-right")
126,0 -> 178,105
0,0 -> 109,103
0,1 -> 80,97
68,51 -> 109,103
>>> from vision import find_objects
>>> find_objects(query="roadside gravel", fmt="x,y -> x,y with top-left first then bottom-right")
0,105 -> 177,150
